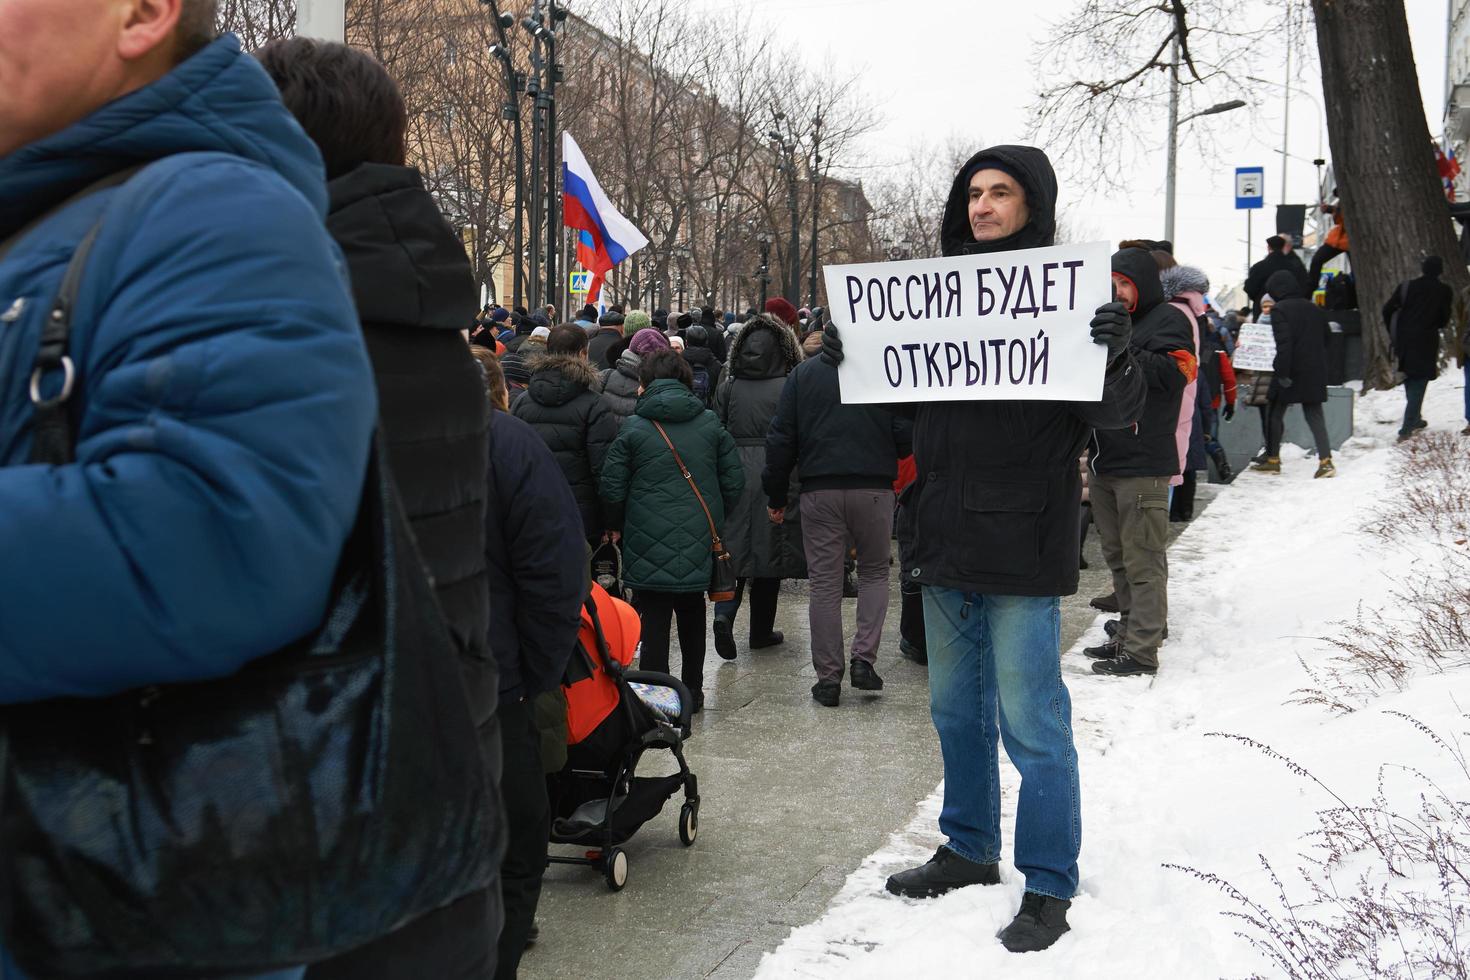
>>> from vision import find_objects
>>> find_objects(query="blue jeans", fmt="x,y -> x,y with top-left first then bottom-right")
923,587 -> 1081,900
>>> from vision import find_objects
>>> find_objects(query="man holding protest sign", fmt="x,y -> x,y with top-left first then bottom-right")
822,145 -> 1145,952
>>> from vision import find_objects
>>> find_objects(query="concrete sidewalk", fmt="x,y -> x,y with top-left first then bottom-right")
523,489 -> 1216,979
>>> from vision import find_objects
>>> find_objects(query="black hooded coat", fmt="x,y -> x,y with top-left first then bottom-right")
1383,261 -> 1453,380
1265,270 -> 1330,404
715,316 -> 807,580
1088,248 -> 1195,477
906,145 -> 1146,598
312,163 -> 502,980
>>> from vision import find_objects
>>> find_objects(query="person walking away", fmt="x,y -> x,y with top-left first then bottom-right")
514,324 -> 619,545
1251,270 -> 1336,476
1382,255 -> 1453,441
601,307 -> 652,373
0,6 -> 382,978
601,326 -> 669,427
682,322 -> 722,407
599,349 -> 744,713
588,306 -> 626,369
1245,235 -> 1311,318
1085,248 -> 1195,677
259,38 -> 508,979
476,356 -> 587,980
712,313 -> 806,661
824,146 -> 1144,950
763,330 -> 911,708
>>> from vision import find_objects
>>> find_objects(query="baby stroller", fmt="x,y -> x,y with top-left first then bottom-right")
548,583 -> 701,891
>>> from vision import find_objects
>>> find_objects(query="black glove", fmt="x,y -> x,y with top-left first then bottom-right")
1278,376 -> 1294,389
1089,302 -> 1132,363
820,322 -> 844,366
1223,403 -> 1236,422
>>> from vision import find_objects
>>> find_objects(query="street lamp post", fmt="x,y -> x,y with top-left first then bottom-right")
1163,56 -> 1246,241
757,233 -> 772,309
808,114 -> 823,307
485,7 -> 524,310
768,114 -> 801,307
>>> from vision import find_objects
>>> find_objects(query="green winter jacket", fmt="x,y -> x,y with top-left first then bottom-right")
600,379 -> 744,593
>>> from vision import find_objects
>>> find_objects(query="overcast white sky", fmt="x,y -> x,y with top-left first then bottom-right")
690,0 -> 1450,297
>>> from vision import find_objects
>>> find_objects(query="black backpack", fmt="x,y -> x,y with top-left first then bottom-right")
689,359 -> 714,407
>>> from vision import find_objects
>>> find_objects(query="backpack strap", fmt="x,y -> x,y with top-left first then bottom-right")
14,165 -> 149,465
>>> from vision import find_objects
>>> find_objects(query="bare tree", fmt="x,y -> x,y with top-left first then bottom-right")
217,0 -> 296,49
1032,0 -> 1469,389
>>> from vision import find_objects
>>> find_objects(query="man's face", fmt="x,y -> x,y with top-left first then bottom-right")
1111,272 -> 1138,313
968,169 -> 1029,242
0,0 -> 176,158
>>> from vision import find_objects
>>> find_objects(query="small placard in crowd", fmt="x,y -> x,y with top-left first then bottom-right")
1233,323 -> 1277,373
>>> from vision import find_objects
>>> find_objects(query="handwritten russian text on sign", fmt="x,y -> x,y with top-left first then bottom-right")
1232,322 -> 1276,372
823,242 -> 1112,405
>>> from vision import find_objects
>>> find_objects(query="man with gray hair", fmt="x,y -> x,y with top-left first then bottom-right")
0,2 -> 378,977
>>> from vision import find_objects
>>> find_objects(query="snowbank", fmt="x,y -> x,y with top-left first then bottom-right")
756,376 -> 1470,979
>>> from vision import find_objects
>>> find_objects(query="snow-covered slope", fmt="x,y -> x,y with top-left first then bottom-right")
756,377 -> 1470,979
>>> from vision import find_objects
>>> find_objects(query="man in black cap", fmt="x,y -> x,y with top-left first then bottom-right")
1245,235 -> 1310,319
824,146 -> 1144,952
1383,255 -> 1454,440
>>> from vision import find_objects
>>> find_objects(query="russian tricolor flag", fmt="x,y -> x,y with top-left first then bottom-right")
563,132 -> 648,304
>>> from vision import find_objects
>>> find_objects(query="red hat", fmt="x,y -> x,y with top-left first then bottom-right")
764,297 -> 799,327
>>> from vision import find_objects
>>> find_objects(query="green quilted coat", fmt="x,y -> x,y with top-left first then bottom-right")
600,379 -> 744,593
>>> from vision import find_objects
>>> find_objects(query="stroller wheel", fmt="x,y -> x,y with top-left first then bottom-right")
679,802 -> 699,847
603,848 -> 629,892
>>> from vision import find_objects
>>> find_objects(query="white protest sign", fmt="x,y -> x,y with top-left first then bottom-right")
1233,322 -> 1277,372
823,242 -> 1112,404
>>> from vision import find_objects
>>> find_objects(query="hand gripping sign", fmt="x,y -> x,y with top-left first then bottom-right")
823,241 -> 1112,404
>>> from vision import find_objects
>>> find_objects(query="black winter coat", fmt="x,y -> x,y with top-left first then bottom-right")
588,326 -> 626,371
1266,270 -> 1330,404
715,316 -> 807,580
1091,247 -> 1195,478
311,163 -> 500,980
484,410 -> 586,704
513,352 -> 619,539
1384,274 -> 1453,380
907,145 -> 1146,598
763,355 -> 911,508
1245,249 -> 1311,317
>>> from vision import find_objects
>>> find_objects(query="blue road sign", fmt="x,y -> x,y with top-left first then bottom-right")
1235,167 -> 1265,210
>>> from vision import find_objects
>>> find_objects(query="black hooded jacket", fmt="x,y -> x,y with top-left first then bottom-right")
1088,248 -> 1195,478
1384,262 -> 1453,380
906,145 -> 1146,598
512,352 -> 619,538
315,163 -> 501,980
327,163 -> 494,712
1265,269 -> 1330,404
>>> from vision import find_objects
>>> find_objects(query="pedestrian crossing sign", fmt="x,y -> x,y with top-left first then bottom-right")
570,271 -> 592,294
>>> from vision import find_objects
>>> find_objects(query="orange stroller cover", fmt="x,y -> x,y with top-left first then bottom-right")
564,583 -> 642,744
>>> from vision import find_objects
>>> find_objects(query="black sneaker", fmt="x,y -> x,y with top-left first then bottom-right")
526,921 -> 540,947
1091,654 -> 1157,677
811,680 -> 840,707
1083,638 -> 1119,660
750,631 -> 784,649
713,617 -> 736,661
1089,593 -> 1120,613
850,659 -> 884,690
998,892 -> 1071,952
899,636 -> 928,665
885,846 -> 1001,898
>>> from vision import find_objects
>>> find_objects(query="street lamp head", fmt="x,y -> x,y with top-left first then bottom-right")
498,12 -> 514,29
1206,99 -> 1248,115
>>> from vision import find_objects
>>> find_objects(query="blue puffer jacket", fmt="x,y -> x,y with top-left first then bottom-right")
0,35 -> 377,706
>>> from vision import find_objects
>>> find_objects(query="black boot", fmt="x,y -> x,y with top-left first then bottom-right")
1208,444 -> 1236,484
899,636 -> 928,666
998,893 -> 1071,952
1092,654 -> 1157,677
885,846 -> 1000,898
749,631 -> 784,649
1089,593 -> 1119,613
713,616 -> 736,661
850,659 -> 884,690
811,680 -> 840,707
1083,637 -> 1119,660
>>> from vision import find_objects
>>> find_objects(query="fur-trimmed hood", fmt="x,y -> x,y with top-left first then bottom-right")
525,351 -> 600,407
728,313 -> 802,380
1160,264 -> 1209,302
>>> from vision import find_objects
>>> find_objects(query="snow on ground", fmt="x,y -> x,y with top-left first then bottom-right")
756,375 -> 1470,979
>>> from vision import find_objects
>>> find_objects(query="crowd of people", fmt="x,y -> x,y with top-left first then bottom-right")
4,5 -> 1469,978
